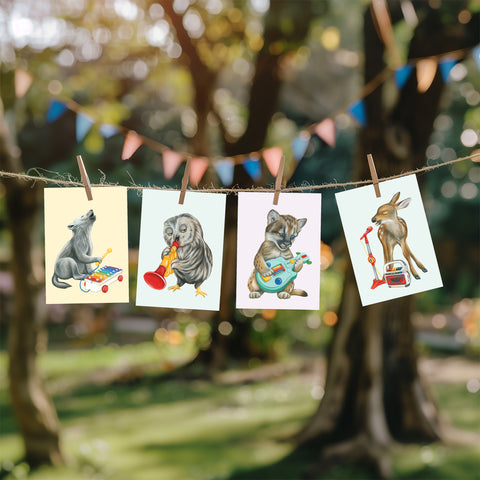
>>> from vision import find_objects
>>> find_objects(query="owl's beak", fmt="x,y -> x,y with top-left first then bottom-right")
174,235 -> 180,244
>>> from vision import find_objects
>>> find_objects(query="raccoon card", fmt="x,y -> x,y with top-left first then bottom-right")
44,187 -> 129,304
236,192 -> 321,310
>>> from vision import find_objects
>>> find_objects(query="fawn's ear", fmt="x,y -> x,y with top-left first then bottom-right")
267,209 -> 280,225
396,197 -> 411,209
390,192 -> 400,204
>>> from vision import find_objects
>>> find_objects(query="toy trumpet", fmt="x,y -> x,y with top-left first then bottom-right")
144,241 -> 179,290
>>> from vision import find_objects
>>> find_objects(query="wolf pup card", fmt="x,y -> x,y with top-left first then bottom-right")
236,192 -> 321,310
44,187 -> 129,304
335,174 -> 442,306
136,190 -> 226,311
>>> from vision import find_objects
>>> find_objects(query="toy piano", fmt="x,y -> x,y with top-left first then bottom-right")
83,265 -> 124,293
256,252 -> 311,293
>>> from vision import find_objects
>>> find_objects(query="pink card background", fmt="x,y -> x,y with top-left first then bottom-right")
236,192 -> 321,310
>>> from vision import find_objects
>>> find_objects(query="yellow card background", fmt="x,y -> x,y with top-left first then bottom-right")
44,187 -> 129,304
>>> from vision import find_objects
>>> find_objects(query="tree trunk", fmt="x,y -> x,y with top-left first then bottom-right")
0,103 -> 64,466
295,2 -> 477,477
164,0 -> 316,371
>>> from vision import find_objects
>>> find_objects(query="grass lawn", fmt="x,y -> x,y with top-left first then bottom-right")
0,344 -> 479,480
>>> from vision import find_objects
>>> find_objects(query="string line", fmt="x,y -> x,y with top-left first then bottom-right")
1,151 -> 478,194
51,45 -> 475,164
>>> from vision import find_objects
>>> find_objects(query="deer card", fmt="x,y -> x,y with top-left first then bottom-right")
335,174 -> 442,306
136,190 -> 226,311
44,187 -> 129,304
236,192 -> 321,310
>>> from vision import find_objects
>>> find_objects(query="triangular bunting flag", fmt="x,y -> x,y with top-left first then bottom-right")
14,69 -> 33,98
99,123 -> 119,138
162,150 -> 184,179
243,156 -> 262,181
76,113 -> 94,142
263,147 -> 283,176
121,130 -> 143,160
189,157 -> 209,186
394,64 -> 414,89
348,100 -> 367,126
46,100 -> 68,123
214,158 -> 235,186
416,58 -> 437,93
473,45 -> 480,71
439,57 -> 457,82
314,118 -> 336,147
291,131 -> 310,161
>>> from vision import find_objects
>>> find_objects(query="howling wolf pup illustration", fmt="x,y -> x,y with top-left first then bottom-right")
52,209 -> 103,289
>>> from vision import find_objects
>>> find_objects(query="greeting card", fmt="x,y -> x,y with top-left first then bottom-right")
136,190 -> 226,311
335,174 -> 442,306
236,192 -> 322,310
44,187 -> 129,304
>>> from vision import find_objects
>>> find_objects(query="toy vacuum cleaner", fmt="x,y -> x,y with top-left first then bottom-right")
384,260 -> 411,287
360,227 -> 386,289
80,248 -> 124,293
144,241 -> 179,290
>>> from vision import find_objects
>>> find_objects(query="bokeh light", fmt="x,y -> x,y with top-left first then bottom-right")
323,311 -> 338,327
431,313 -> 447,329
218,321 -> 233,336
321,26 -> 340,51
460,129 -> 478,147
466,378 -> 480,393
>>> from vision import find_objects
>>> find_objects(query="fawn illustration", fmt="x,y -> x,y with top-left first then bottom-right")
371,192 -> 427,280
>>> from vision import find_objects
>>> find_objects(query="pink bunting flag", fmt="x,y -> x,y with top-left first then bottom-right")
14,69 -> 33,98
162,149 -> 183,179
314,118 -> 336,147
121,131 -> 143,160
189,157 -> 209,186
263,147 -> 283,176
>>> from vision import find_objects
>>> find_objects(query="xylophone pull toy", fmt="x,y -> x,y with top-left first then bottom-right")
144,241 -> 179,290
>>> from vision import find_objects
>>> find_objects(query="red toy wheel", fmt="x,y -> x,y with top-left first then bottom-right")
118,275 -> 123,282
102,285 -> 109,293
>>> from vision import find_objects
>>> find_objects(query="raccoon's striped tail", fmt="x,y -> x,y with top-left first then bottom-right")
291,288 -> 308,297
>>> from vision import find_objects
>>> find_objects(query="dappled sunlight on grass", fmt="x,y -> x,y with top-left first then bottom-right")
1,346 -> 479,480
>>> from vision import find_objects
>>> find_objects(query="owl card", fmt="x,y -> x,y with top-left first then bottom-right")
236,192 -> 322,310
44,187 -> 129,304
136,190 -> 226,311
335,174 -> 443,306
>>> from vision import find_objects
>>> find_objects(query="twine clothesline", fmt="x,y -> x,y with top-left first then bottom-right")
0,151 -> 479,194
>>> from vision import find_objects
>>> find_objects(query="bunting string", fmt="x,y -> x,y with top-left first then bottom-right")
1,151 -> 478,194
8,43 -> 480,187
43,45 -> 477,166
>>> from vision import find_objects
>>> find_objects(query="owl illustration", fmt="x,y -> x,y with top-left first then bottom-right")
162,213 -> 213,296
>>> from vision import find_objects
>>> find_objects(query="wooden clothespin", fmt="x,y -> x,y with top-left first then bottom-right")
178,157 -> 191,205
273,155 -> 285,205
367,153 -> 381,198
76,155 -> 93,201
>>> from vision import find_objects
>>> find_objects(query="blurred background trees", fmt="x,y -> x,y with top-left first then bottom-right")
0,0 -> 479,478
